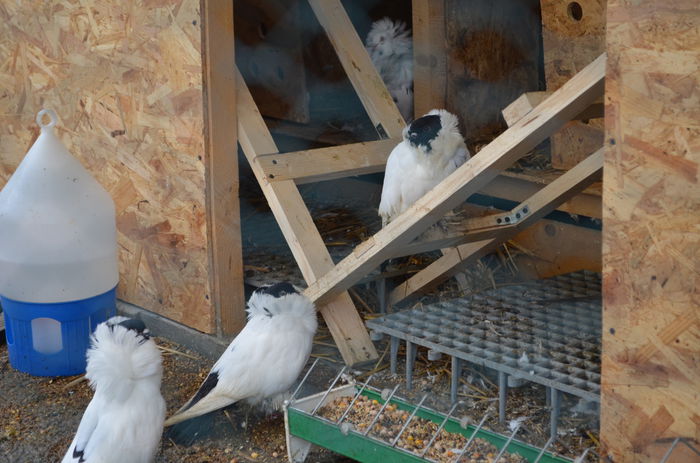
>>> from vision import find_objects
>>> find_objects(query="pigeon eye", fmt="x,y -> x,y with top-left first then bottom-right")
263,307 -> 273,318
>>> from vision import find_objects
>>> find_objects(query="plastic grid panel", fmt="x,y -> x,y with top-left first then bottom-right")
367,271 -> 602,402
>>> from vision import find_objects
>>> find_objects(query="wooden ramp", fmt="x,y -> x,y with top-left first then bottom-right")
236,0 -> 606,365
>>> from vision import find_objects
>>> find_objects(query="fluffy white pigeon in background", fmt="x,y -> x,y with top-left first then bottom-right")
365,18 -> 414,121
62,316 -> 165,463
164,282 -> 317,427
378,109 -> 470,227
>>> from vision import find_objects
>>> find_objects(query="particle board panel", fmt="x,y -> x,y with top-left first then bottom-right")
601,0 -> 700,461
540,0 -> 606,169
0,0 -> 243,335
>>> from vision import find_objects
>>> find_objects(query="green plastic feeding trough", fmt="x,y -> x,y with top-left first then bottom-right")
284,381 -> 573,463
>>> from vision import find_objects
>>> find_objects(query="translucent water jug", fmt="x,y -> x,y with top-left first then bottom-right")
0,109 -> 119,376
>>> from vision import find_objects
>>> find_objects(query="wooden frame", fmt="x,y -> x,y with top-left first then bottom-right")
237,70 -> 378,365
236,0 -> 605,366
303,54 -> 606,306
202,0 -> 246,336
234,0 -> 407,365
389,147 -> 603,304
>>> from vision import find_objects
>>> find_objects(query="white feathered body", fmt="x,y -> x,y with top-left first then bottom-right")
366,18 -> 413,121
379,109 -> 470,226
164,289 -> 317,426
62,321 -> 165,463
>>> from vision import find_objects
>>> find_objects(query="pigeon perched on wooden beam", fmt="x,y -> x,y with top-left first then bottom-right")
164,282 -> 317,427
62,316 -> 165,463
378,109 -> 470,227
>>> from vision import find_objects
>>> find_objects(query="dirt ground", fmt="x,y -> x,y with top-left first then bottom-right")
0,335 -> 354,463
1,316 -> 599,463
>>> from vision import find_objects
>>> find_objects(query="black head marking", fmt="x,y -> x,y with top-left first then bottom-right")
407,114 -> 441,152
255,282 -> 298,298
183,371 -> 220,411
117,318 -> 150,340
73,447 -> 86,462
263,307 -> 273,318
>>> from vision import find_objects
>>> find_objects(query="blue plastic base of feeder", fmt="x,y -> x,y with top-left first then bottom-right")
1,287 -> 117,377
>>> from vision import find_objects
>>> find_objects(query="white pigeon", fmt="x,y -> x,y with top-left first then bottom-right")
164,282 -> 317,427
378,109 -> 470,227
62,316 -> 165,463
366,18 -> 414,121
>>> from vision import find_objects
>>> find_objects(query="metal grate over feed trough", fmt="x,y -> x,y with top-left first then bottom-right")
366,271 -> 602,438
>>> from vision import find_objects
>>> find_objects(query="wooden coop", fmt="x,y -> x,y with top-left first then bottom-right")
0,0 -> 697,462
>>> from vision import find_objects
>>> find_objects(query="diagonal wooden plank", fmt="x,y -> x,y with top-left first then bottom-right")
502,92 -> 604,127
256,138 -> 400,184
303,53 -> 606,305
308,0 -> 405,138
236,68 -> 377,365
394,225 -> 510,258
389,147 -> 604,305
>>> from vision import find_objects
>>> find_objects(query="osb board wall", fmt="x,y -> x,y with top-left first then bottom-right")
540,0 -> 605,169
601,0 -> 700,461
445,0 -> 542,146
0,1 -> 216,333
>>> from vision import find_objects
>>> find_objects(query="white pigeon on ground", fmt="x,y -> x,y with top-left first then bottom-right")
62,316 -> 165,463
365,18 -> 414,121
378,109 -> 470,227
164,282 -> 317,427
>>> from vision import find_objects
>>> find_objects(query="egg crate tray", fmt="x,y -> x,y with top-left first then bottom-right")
284,362 -> 576,463
366,271 -> 602,438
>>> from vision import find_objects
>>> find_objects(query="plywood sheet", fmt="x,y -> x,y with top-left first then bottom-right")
602,0 -> 700,460
0,0 -> 215,333
540,0 -> 606,169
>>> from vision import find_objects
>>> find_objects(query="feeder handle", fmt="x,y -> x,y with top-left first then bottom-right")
36,109 -> 58,129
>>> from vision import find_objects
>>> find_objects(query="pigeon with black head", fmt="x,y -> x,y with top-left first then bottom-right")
164,282 -> 317,427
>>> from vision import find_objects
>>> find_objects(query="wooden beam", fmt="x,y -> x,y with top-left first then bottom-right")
236,68 -> 377,365
395,222 -> 515,258
256,138 -> 400,184
412,0 -> 446,118
257,136 -> 601,220
389,147 -> 604,305
480,173 -> 601,219
308,0 -> 405,137
303,54 -> 606,305
502,91 -> 604,127
202,0 -> 245,335
501,92 -> 547,127
260,144 -> 601,217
